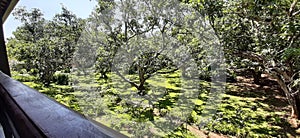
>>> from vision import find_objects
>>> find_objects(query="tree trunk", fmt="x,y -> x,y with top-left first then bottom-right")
250,69 -> 262,85
293,95 -> 300,119
274,73 -> 300,119
114,65 -> 147,95
137,85 -> 146,96
137,67 -> 146,96
253,71 -> 262,85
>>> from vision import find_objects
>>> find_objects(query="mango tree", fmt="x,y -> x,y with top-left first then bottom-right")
195,0 -> 300,118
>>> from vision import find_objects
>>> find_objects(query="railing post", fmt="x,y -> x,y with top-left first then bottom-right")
0,18 -> 11,76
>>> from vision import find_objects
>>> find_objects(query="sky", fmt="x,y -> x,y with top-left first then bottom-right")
3,0 -> 97,39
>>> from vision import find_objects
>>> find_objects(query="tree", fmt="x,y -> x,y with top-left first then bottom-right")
90,0 -> 206,95
49,6 -> 85,72
195,0 -> 300,118
7,7 -> 45,72
7,6 -> 84,86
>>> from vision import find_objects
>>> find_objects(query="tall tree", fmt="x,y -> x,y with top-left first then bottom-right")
49,7 -> 85,72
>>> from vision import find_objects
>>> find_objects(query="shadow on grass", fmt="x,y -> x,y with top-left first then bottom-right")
223,75 -> 297,137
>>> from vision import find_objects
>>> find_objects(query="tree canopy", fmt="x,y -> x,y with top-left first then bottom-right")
7,6 -> 84,86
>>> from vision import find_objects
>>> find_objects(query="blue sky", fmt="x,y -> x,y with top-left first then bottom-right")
3,0 -> 97,39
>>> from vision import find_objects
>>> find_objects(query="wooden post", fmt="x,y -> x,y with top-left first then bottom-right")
0,19 -> 11,76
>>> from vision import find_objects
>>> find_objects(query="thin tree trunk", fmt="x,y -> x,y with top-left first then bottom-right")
274,73 -> 300,119
138,66 -> 146,95
294,95 -> 300,120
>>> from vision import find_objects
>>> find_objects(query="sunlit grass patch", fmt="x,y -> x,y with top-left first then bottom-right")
204,94 -> 286,137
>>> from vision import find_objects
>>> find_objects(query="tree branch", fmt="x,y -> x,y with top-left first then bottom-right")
113,65 -> 139,89
289,0 -> 298,17
292,10 -> 300,16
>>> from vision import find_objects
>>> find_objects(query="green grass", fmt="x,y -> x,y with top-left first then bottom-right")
12,71 -> 81,112
11,69 -> 292,137
204,93 -> 287,137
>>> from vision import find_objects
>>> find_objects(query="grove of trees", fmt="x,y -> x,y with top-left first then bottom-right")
193,0 -> 300,119
88,0 -> 216,95
7,6 -> 84,86
6,0 -> 300,137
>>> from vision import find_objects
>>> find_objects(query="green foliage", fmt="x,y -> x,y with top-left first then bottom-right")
53,73 -> 69,85
7,6 -> 84,86
7,0 -> 299,137
282,48 -> 300,61
187,0 -> 300,121
11,71 -> 37,82
282,48 -> 300,72
89,0 -> 213,95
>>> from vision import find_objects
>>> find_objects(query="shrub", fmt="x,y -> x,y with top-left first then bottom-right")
53,73 -> 69,85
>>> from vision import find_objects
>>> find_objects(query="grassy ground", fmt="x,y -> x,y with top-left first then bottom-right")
11,70 -> 298,137
11,71 -> 82,112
